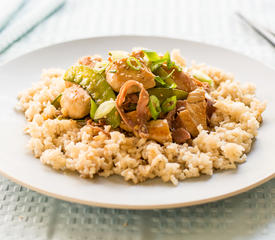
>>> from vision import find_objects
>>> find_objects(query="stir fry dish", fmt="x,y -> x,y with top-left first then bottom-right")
57,49 -> 215,144
18,48 -> 266,184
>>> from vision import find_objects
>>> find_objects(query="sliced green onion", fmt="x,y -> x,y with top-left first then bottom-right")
167,82 -> 177,89
155,76 -> 166,86
143,49 -> 182,73
163,69 -> 175,80
148,95 -> 161,120
192,70 -> 213,86
126,57 -> 142,71
155,67 -> 177,89
109,69 -> 117,73
90,99 -> 98,119
161,96 -> 177,113
94,100 -> 116,120
143,50 -> 160,62
151,60 -> 166,72
51,94 -> 62,109
94,61 -> 109,73
163,51 -> 170,62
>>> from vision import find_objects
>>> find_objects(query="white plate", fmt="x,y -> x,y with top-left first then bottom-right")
0,36 -> 274,209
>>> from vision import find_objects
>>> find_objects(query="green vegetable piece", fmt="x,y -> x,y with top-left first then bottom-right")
126,57 -> 142,71
94,60 -> 109,73
154,76 -> 166,86
94,100 -> 116,120
90,98 -> 97,119
148,95 -> 161,120
164,69 -> 175,79
51,94 -> 62,109
154,67 -> 177,89
106,107 -> 120,128
64,65 -> 120,128
161,96 -> 177,113
192,70 -> 213,86
148,88 -> 188,104
143,49 -> 166,72
143,50 -> 160,62
143,49 -> 182,72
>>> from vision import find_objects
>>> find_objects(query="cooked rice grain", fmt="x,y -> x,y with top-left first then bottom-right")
17,66 -> 266,184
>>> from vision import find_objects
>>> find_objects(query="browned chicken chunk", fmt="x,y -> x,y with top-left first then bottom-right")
172,70 -> 198,92
176,88 -> 208,137
177,110 -> 199,137
148,119 -> 172,144
106,57 -> 155,93
186,88 -> 208,130
120,114 -> 172,144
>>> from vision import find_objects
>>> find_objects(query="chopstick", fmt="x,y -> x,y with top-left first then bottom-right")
236,12 -> 275,48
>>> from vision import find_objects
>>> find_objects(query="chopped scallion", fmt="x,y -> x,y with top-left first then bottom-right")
192,70 -> 213,86
94,100 -> 116,120
161,96 -> 177,113
90,98 -> 98,119
143,50 -> 160,62
126,57 -> 142,71
155,76 -> 166,86
148,95 -> 161,120
51,94 -> 62,109
94,61 -> 109,73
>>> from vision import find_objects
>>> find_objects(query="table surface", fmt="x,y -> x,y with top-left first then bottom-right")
0,0 -> 274,239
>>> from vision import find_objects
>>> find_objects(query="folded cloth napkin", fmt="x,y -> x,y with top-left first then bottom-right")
0,0 -> 25,32
0,0 -> 65,54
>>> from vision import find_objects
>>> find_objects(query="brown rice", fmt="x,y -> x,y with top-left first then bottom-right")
17,63 -> 266,185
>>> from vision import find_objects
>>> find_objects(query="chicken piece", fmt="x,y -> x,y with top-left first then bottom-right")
78,55 -> 102,68
120,112 -> 172,144
148,120 -> 172,144
186,88 -> 208,130
60,85 -> 91,119
174,88 -> 208,138
172,70 -> 198,92
106,57 -> 155,93
177,110 -> 199,137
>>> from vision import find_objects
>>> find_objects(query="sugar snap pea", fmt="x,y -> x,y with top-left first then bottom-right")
64,65 -> 120,128
148,88 -> 188,104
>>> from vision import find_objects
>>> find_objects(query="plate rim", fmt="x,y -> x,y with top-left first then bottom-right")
0,167 -> 273,209
0,35 -> 274,209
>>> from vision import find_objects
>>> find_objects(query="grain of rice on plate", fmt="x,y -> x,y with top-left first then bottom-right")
17,49 -> 266,185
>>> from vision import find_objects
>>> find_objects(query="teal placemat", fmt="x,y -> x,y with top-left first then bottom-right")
0,0 -> 274,239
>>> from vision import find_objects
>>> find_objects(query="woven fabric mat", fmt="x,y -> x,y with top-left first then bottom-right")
0,0 -> 274,239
